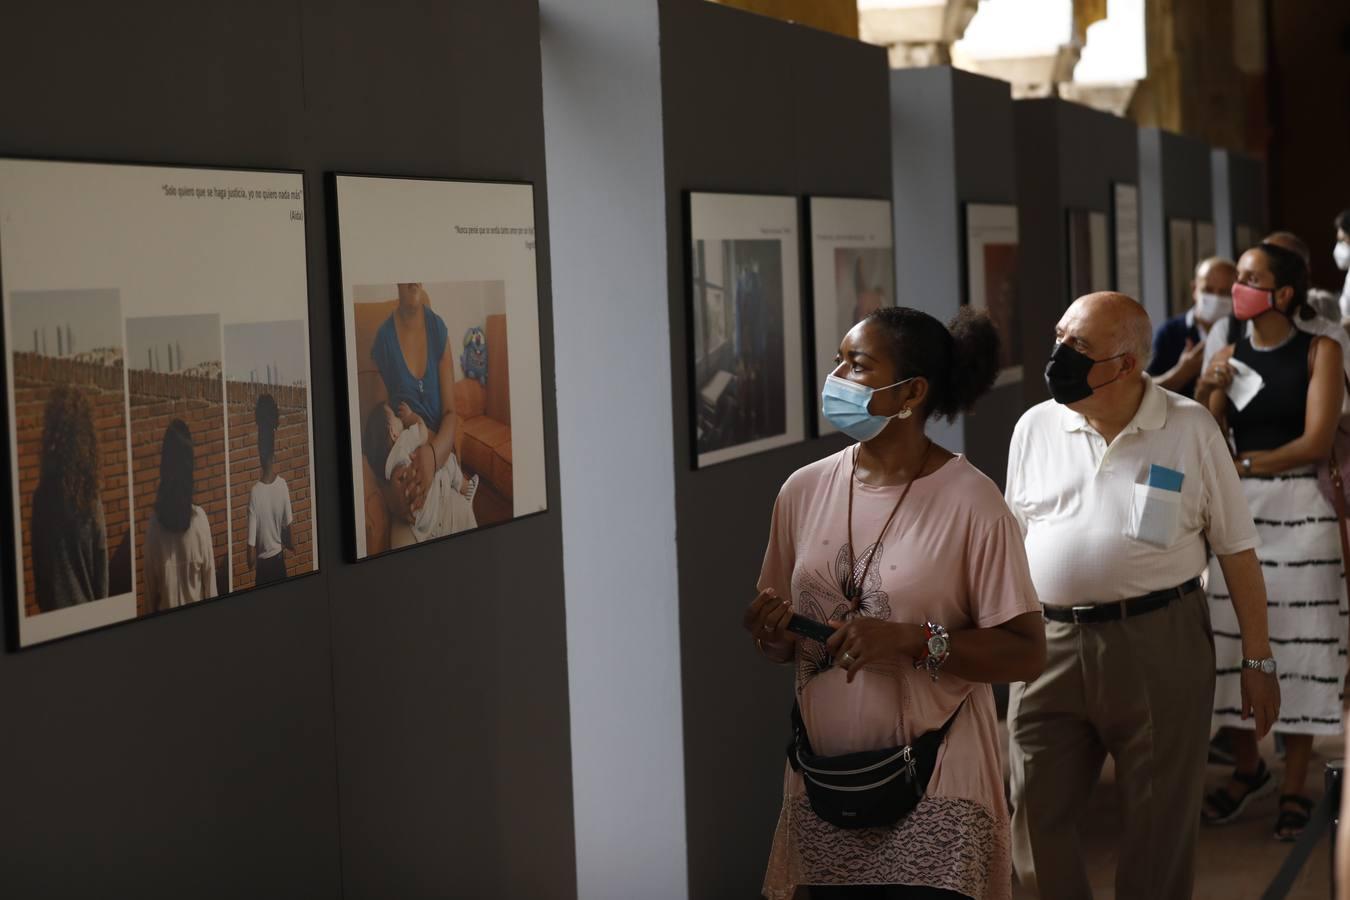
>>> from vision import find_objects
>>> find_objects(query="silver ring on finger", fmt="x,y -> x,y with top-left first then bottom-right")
840,651 -> 855,666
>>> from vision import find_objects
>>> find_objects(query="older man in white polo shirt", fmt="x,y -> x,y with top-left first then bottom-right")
1005,292 -> 1281,900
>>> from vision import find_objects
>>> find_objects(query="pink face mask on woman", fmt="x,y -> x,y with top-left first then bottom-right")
1232,282 -> 1277,320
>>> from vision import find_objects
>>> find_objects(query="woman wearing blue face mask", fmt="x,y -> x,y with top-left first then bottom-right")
743,307 -> 1046,900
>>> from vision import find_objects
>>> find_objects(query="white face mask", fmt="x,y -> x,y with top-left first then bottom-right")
1194,291 -> 1232,322
1334,241 -> 1350,272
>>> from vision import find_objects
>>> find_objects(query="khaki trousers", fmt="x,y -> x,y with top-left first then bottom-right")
1008,588 -> 1215,900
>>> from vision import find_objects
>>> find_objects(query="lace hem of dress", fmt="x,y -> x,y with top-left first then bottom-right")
762,792 -> 1008,900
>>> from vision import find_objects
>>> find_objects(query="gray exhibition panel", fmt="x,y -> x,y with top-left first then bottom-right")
1139,127 -> 1214,325
1014,98 -> 1139,406
1212,148 -> 1267,260
0,3 -> 574,899
891,67 -> 1020,488
658,1 -> 889,897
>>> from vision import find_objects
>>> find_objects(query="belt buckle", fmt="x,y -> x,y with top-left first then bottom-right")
1070,605 -> 1094,624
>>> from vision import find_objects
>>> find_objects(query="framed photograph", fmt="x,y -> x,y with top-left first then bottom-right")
687,192 -> 804,468
1167,218 -> 1198,317
0,158 -> 318,647
1195,220 -> 1217,261
1235,223 -> 1258,256
1111,183 -> 1141,301
964,203 -> 1021,387
333,174 -> 549,560
807,197 -> 894,436
1066,209 -> 1111,303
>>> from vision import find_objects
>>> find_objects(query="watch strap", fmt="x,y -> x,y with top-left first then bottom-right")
915,622 -> 950,681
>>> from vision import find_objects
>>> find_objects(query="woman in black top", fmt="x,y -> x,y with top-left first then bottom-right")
1196,241 -> 1345,840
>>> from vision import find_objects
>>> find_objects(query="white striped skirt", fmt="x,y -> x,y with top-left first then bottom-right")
1209,469 -> 1348,735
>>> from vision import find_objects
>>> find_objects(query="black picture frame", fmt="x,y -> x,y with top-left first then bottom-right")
0,155 -> 322,650
327,171 -> 552,563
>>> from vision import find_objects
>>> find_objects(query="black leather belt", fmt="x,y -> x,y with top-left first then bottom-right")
1042,577 -> 1203,625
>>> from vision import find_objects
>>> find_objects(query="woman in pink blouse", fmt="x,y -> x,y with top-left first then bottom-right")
744,307 -> 1046,900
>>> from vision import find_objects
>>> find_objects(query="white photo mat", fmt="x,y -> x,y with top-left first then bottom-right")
1196,221 -> 1217,261
1235,224 -> 1259,256
333,175 -> 549,560
808,196 -> 894,436
1168,217 -> 1198,317
1067,208 -> 1112,302
688,192 -> 804,468
0,159 -> 317,647
1112,183 -> 1141,301
965,203 -> 1021,388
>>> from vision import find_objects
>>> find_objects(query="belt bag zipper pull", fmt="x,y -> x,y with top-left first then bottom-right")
902,746 -> 917,781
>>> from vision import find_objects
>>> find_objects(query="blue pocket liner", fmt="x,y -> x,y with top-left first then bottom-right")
1148,464 -> 1184,493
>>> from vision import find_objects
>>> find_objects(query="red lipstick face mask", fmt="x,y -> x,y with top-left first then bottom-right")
1232,282 -> 1277,320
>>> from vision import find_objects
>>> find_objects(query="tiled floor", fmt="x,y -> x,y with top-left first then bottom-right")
1013,732 -> 1344,899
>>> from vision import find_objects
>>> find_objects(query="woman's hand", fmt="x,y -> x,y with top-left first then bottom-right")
826,618 -> 925,683
1234,450 -> 1271,478
406,443 -> 437,513
743,589 -> 797,661
396,401 -> 426,431
1199,353 -> 1235,394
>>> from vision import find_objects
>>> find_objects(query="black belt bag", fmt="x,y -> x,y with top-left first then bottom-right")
787,699 -> 965,829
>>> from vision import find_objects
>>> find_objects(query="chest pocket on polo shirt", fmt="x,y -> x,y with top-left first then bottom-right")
1124,482 -> 1182,548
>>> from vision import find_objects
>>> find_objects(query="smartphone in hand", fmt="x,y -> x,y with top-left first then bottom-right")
787,614 -> 835,645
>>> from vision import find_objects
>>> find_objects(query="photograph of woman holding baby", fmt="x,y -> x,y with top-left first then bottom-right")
368,282 -> 477,547
337,176 -> 548,561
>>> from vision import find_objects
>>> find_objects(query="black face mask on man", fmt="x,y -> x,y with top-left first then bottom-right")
1044,342 -> 1126,405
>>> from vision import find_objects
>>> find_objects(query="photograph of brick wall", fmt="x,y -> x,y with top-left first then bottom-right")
1,160 -> 311,646
224,320 -> 314,591
126,314 -> 228,616
8,288 -> 133,619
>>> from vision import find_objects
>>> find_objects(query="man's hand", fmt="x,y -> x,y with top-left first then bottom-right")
1176,338 -> 1205,382
1239,667 -> 1281,739
1215,548 -> 1278,737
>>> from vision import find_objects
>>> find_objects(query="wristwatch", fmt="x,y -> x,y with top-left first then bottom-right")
914,622 -> 951,681
1243,656 -> 1277,676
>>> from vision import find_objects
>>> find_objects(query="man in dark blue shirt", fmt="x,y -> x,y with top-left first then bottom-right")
1146,257 -> 1236,397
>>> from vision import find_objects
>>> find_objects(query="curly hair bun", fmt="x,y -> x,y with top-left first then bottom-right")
863,305 -> 1002,423
944,307 -> 1000,418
